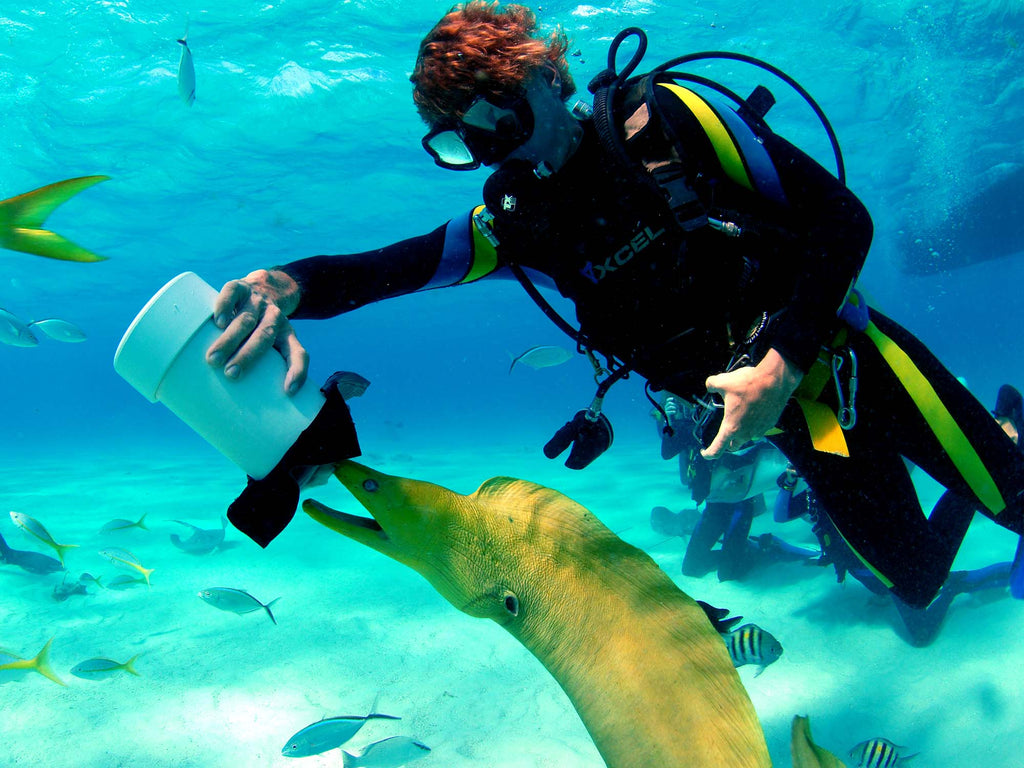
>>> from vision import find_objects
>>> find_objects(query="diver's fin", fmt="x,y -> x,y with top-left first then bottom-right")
1011,536 -> 1024,600
0,176 -> 110,262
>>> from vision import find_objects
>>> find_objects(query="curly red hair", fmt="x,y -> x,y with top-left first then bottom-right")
411,1 -> 575,126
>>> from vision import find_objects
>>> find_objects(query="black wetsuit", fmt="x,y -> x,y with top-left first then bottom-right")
281,82 -> 1024,608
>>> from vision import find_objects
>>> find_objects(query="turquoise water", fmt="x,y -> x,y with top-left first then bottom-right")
2,1 -> 1023,766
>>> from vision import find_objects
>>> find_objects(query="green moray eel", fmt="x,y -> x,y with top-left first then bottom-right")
304,461 -> 844,768
0,176 -> 109,262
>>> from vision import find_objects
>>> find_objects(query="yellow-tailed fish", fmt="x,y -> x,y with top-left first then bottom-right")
177,23 -> 196,106
9,511 -> 78,565
0,638 -> 66,686
71,655 -> 141,680
99,548 -> 154,587
0,176 -> 109,262
100,513 -> 149,533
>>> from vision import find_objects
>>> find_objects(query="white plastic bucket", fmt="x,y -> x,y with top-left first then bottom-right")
113,272 -> 324,479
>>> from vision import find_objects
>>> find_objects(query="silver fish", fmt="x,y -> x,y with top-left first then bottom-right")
71,656 -> 140,680
0,308 -> 38,347
169,517 -> 226,555
198,587 -> 279,624
508,344 -> 572,373
177,23 -> 196,106
342,736 -> 431,768
849,737 -> 918,768
723,623 -> 783,677
282,708 -> 401,757
27,318 -> 86,342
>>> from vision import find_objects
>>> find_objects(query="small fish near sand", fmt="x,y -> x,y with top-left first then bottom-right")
0,175 -> 109,262
342,736 -> 431,768
849,737 -> 918,768
0,308 -> 38,347
282,707 -> 401,757
9,511 -> 78,566
0,638 -> 65,686
169,517 -> 226,555
0,531 -> 64,574
198,587 -> 279,624
27,318 -> 87,343
508,344 -> 573,374
71,655 -> 141,681
177,23 -> 196,106
723,623 -> 783,677
99,548 -> 154,587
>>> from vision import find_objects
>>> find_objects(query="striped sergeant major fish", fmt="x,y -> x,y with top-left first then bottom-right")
849,737 -> 918,768
723,623 -> 782,677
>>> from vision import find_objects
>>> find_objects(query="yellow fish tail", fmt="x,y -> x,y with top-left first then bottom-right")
0,175 -> 110,262
3,638 -> 68,686
123,654 -> 142,676
53,542 -> 80,567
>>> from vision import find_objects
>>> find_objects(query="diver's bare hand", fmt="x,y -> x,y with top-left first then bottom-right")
700,348 -> 802,459
205,269 -> 308,394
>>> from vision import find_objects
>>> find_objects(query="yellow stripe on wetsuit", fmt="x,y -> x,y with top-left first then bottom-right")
658,83 -> 755,193
463,204 -> 499,283
864,320 -> 1006,515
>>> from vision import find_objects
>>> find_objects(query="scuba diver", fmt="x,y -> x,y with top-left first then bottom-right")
205,2 -> 1024,609
652,395 -> 818,582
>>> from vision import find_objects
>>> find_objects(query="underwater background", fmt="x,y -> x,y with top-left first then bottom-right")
2,1 -> 1023,766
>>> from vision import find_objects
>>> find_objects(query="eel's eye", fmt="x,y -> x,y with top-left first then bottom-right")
503,590 -> 520,616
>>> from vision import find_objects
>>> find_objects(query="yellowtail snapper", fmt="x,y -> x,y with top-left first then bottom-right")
198,587 -> 279,624
100,513 -> 149,533
71,656 -> 141,680
0,176 -> 109,262
99,548 -> 154,587
723,623 -> 783,677
9,511 -> 78,565
342,736 -> 431,768
849,737 -> 918,767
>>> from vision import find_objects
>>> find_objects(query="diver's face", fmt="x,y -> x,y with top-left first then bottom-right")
498,67 -> 582,174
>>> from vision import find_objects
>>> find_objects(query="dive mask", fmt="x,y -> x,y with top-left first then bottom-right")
422,92 -> 534,170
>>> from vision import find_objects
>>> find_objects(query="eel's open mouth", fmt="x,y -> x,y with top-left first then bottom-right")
303,499 -> 384,534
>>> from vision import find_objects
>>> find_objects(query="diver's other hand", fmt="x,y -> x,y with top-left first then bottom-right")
205,269 -> 308,394
700,348 -> 802,459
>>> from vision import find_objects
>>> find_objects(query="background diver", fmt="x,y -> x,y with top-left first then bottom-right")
204,1 -> 1024,609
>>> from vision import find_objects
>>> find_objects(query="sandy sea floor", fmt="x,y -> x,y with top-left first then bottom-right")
2,436 -> 1022,767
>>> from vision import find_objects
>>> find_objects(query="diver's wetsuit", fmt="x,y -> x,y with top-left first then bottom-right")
280,82 -> 1024,608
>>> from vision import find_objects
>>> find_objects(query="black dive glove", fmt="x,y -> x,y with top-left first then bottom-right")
543,410 -> 614,470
